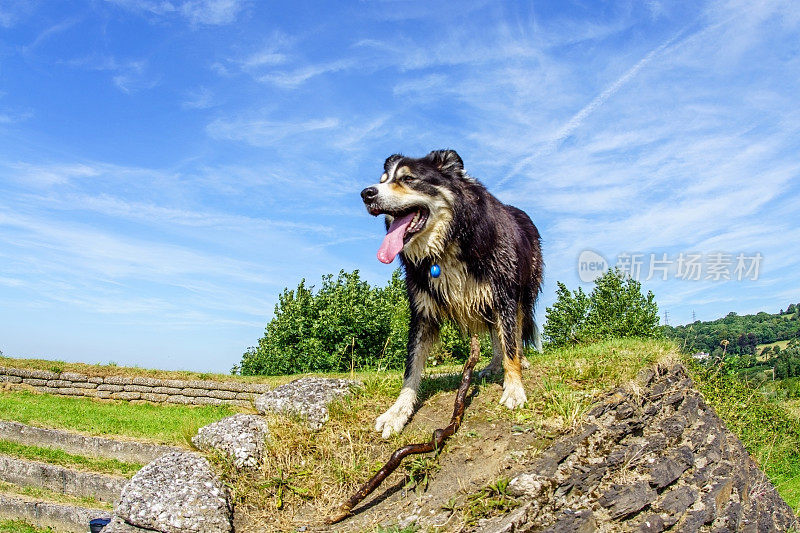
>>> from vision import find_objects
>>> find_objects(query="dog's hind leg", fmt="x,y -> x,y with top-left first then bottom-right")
375,315 -> 439,438
496,307 -> 527,409
478,329 -> 504,378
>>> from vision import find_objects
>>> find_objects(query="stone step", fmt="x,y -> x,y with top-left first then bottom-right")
0,455 -> 127,503
0,491 -> 111,533
0,420 -> 184,463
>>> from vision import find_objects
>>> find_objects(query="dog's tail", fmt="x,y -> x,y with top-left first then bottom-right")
521,313 -> 543,353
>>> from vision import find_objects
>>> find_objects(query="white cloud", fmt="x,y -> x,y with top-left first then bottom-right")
181,87 -> 215,109
180,0 -> 244,25
105,0 -> 245,26
206,116 -> 340,146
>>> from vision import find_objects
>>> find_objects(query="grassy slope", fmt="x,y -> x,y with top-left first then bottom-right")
225,337 -> 678,529
0,389 -> 236,445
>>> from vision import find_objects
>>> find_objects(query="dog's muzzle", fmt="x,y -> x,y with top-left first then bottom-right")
361,187 -> 378,203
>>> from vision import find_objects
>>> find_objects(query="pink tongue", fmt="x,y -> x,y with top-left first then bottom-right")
377,212 -> 417,264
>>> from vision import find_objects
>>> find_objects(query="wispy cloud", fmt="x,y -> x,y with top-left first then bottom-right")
206,116 -> 340,146
104,0 -> 246,26
181,87 -> 215,109
67,55 -> 158,93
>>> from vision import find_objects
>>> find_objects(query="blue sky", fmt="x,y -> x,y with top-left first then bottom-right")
1,0 -> 799,372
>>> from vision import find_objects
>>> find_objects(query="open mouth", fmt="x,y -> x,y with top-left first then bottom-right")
374,207 -> 429,264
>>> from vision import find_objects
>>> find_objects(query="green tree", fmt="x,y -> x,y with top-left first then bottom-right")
238,269 -> 480,375
544,269 -> 660,348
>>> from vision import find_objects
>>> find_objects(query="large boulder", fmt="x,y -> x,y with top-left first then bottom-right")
192,413 -> 269,469
254,377 -> 360,429
481,364 -> 799,532
114,452 -> 232,533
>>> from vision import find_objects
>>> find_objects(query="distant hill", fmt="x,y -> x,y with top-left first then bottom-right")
664,304 -> 800,356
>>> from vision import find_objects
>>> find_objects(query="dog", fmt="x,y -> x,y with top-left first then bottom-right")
360,150 -> 543,438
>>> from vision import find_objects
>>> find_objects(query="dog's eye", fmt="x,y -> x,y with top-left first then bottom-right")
403,174 -> 416,181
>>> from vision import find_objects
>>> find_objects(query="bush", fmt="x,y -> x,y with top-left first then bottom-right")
544,268 -> 660,349
238,269 -> 482,376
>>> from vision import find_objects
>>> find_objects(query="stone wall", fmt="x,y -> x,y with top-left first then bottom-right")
0,366 -> 271,407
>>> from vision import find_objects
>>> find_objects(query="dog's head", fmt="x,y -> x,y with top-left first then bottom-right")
361,150 -> 465,264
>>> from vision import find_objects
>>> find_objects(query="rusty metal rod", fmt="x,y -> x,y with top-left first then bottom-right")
327,335 -> 481,524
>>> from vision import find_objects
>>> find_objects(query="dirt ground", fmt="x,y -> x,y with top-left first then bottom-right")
291,378 -> 558,532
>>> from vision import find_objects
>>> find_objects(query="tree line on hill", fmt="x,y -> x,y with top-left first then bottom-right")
663,305 -> 800,357
236,268 -> 661,376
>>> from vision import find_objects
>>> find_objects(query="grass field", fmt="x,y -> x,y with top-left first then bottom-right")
0,389 -> 237,445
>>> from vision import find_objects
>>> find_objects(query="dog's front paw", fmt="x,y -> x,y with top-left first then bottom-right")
499,381 -> 527,409
375,403 -> 413,438
376,388 -> 417,438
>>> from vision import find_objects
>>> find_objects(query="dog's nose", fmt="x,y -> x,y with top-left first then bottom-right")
361,187 -> 378,203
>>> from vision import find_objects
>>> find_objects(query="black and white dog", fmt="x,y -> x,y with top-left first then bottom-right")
361,150 -> 543,437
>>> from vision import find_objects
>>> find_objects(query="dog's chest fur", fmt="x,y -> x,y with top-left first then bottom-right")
412,246 -> 494,331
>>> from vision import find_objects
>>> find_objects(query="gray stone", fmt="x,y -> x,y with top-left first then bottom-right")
192,414 -> 269,469
254,377 -> 360,429
116,452 -> 231,533
646,446 -> 693,489
598,481 -> 657,519
541,509 -> 596,533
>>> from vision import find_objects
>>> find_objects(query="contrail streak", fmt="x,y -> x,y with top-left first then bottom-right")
496,30 -> 685,188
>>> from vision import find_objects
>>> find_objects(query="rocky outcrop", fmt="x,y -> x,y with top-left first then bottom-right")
192,413 -> 269,469
255,377 -> 360,429
114,452 -> 231,533
481,365 -> 799,532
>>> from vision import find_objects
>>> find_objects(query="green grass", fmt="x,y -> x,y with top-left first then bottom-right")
0,390 -> 236,445
0,439 -> 142,477
0,520 -> 54,533
691,364 -> 800,511
0,479 -> 111,510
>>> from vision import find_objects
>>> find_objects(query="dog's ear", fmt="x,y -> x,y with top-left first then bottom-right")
384,154 -> 404,171
426,150 -> 464,174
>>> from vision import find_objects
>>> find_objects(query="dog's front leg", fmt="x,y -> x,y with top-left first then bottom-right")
375,315 -> 439,438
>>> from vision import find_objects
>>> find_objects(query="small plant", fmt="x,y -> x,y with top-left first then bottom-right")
262,468 -> 312,509
462,477 -> 519,525
48,364 -> 63,374
403,455 -> 440,493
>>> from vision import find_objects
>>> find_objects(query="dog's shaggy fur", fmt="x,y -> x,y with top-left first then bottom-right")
361,150 -> 543,437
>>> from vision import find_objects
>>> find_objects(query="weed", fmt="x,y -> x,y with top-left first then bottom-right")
461,477 -> 519,525
404,456 -> 440,493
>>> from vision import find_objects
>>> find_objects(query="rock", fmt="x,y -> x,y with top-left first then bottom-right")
598,481 -> 657,519
478,364 -> 799,532
192,414 -> 268,469
254,377 -> 360,429
115,452 -> 231,533
541,509 -> 596,532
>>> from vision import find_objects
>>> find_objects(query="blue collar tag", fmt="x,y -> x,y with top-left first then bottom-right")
430,264 -> 441,278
